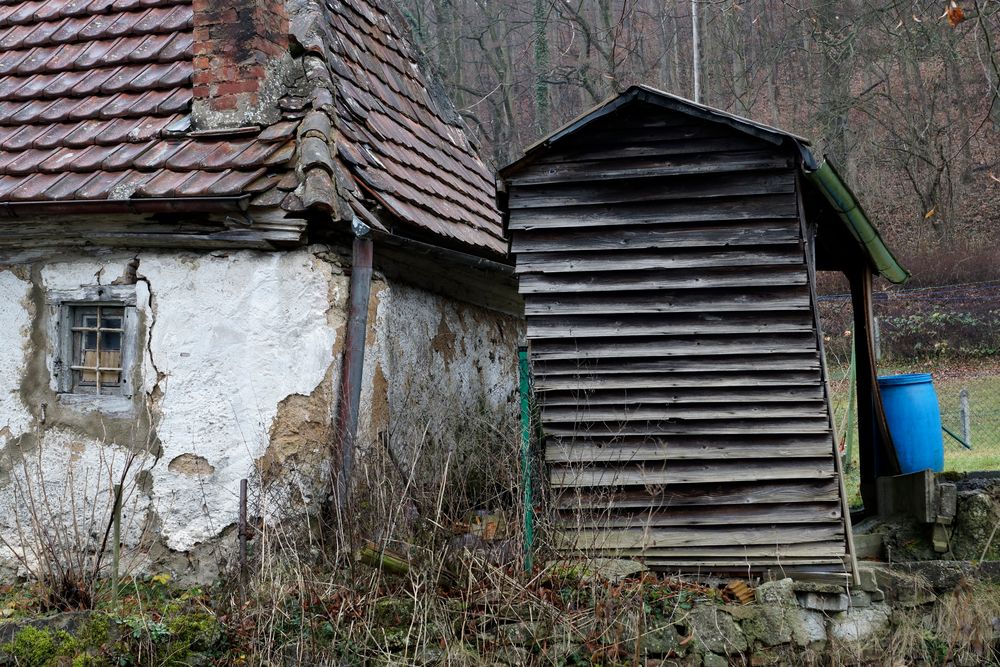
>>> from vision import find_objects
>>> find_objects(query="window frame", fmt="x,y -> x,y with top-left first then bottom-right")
49,285 -> 138,401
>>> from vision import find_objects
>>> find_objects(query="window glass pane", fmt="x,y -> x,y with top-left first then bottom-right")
101,310 -> 123,329
101,331 -> 121,352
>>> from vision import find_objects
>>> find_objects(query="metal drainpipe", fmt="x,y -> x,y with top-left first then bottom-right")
335,217 -> 374,514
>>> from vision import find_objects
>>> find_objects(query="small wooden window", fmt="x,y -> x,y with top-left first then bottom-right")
52,289 -> 137,400
70,304 -> 125,394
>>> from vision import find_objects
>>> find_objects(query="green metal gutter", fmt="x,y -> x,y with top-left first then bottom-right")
800,152 -> 910,284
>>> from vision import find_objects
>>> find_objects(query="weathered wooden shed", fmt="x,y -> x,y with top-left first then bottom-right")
498,86 -> 909,576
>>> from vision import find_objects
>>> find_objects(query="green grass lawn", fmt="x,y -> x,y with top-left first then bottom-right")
826,356 -> 1000,506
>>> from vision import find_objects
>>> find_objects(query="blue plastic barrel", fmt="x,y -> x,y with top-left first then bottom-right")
877,373 -> 944,473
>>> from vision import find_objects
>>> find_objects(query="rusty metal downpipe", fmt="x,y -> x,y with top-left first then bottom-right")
334,217 -> 373,525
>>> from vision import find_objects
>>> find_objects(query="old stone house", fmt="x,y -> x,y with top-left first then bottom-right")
0,0 -> 519,573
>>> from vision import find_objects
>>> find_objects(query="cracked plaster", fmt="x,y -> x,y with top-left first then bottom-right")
0,245 -> 520,572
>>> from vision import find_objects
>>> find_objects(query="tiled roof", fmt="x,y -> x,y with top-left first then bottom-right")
287,0 -> 506,256
0,0 -> 294,203
0,0 -> 505,257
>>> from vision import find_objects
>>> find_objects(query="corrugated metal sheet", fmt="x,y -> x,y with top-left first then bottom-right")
503,99 -> 852,572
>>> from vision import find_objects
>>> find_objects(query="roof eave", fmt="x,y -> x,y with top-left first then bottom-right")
0,195 -> 251,218
799,151 -> 910,284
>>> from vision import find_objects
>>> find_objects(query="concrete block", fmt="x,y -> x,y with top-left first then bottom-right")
937,482 -> 957,523
848,590 -> 871,608
852,532 -> 885,560
796,592 -> 849,612
877,470 -> 936,523
932,523 -> 950,553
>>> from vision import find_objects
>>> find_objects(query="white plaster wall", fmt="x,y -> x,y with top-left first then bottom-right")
0,246 -> 520,573
0,270 -> 33,445
0,248 -> 346,558
136,250 -> 343,550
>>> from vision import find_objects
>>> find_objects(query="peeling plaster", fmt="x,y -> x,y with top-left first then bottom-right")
136,249 -> 342,550
0,270 -> 33,444
0,244 -> 521,574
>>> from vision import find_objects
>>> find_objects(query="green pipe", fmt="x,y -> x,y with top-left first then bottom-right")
942,425 -> 973,450
518,346 -> 535,573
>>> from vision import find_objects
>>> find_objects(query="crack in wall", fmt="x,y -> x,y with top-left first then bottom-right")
135,263 -> 165,397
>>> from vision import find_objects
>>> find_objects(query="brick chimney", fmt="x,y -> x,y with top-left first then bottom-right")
191,0 -> 291,129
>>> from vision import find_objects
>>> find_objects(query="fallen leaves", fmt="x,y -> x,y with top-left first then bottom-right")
944,1 -> 965,26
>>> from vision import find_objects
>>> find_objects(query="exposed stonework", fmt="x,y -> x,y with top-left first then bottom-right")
259,364 -> 335,487
168,453 -> 215,477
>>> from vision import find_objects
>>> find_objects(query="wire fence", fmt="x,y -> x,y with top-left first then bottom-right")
818,280 -> 1000,472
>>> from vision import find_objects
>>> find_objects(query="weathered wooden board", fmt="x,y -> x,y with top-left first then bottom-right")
535,125 -> 766,161
538,385 -> 825,406
542,419 -> 832,436
524,288 -> 810,316
607,543 -> 848,558
549,459 -> 836,487
527,315 -> 813,339
534,374 -> 821,392
568,524 -> 843,550
508,170 -> 796,209
559,503 -> 842,528
511,220 -> 800,253
546,439 -> 832,462
509,151 -> 794,186
529,335 -> 819,360
532,354 -> 821,375
514,246 -> 802,274
519,266 -> 807,293
541,402 -> 826,422
552,479 -> 842,509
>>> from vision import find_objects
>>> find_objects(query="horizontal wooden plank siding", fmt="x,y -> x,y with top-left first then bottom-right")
505,105 -> 850,573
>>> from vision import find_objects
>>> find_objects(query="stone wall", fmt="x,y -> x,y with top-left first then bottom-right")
0,245 -> 520,577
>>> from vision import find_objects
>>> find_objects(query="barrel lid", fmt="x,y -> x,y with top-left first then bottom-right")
877,372 -> 933,386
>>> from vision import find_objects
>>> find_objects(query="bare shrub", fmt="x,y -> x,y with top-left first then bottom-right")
0,423 -> 154,611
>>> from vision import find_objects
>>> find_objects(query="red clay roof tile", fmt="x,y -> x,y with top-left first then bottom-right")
0,0 -> 502,255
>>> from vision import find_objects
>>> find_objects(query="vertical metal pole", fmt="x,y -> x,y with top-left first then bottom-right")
335,220 -> 374,519
691,0 -> 701,103
960,388 -> 971,448
111,483 -> 122,611
844,334 -> 857,470
238,478 -> 248,579
518,346 -> 534,573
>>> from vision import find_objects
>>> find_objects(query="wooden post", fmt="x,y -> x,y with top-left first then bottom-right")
111,483 -> 122,611
960,388 -> 971,448
849,265 -> 878,512
848,263 -> 900,514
